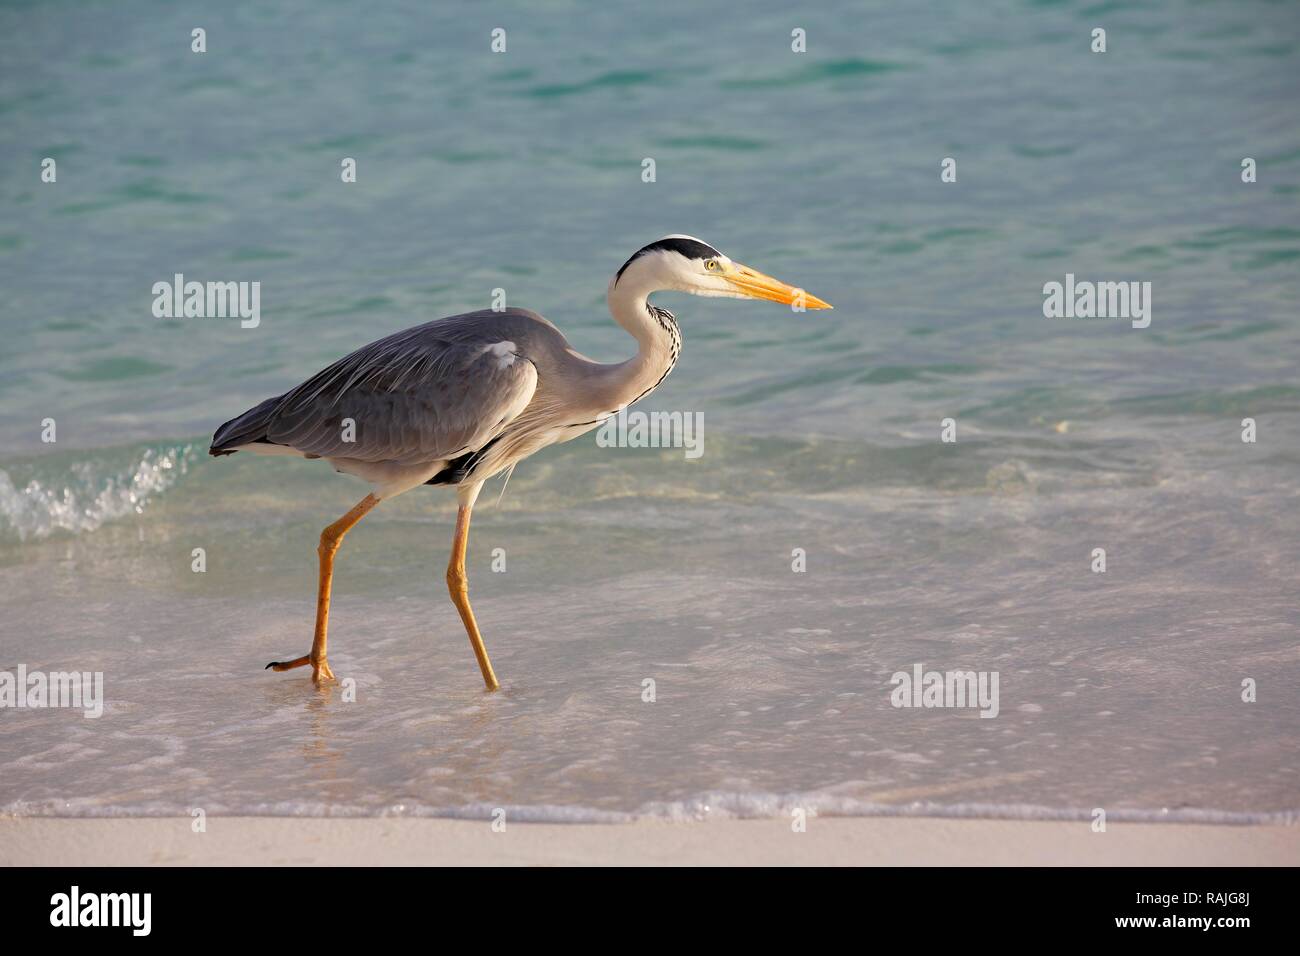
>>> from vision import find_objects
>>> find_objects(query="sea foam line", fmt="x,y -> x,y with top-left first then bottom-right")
3,792 -> 1295,826
0,444 -> 195,542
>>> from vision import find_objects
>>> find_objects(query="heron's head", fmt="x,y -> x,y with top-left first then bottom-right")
611,235 -> 832,310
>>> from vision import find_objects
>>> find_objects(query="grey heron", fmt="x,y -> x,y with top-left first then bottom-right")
209,236 -> 831,690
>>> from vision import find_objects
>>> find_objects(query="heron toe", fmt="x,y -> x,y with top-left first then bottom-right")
264,654 -> 335,684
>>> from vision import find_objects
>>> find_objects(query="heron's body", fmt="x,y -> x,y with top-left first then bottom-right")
211,305 -> 677,501
210,235 -> 829,690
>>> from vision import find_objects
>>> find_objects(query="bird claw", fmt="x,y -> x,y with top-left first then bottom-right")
263,653 -> 333,683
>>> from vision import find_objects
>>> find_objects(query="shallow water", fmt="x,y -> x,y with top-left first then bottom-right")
1,1 -> 1298,823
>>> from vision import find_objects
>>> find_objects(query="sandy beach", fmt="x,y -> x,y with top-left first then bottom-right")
3,817 -> 1296,867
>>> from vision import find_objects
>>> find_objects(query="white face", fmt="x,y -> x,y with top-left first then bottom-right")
661,249 -> 747,299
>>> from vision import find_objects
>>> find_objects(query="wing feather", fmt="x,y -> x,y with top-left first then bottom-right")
212,311 -> 547,465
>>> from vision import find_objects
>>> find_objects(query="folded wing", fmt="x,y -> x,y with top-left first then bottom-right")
210,313 -> 540,466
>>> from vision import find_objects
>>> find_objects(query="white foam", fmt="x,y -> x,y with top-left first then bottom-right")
0,444 -> 194,541
2,792 -> 1294,826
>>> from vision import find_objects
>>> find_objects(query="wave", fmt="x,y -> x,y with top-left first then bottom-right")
0,443 -> 195,542
3,791 -> 1294,826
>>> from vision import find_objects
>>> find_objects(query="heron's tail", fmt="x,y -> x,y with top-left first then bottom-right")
209,394 -> 284,456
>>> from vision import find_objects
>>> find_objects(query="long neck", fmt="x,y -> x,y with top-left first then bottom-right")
598,276 -> 681,409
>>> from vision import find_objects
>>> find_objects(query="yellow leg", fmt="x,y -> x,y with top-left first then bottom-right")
446,504 -> 500,691
267,493 -> 379,684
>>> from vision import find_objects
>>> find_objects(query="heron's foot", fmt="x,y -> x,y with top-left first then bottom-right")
264,654 -> 335,683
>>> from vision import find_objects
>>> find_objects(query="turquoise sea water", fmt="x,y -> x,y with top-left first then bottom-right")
1,1 -> 1298,824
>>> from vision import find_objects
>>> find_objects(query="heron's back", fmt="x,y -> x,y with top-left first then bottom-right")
209,309 -> 568,465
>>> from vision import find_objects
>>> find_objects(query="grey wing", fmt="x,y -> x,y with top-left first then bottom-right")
211,312 -> 540,465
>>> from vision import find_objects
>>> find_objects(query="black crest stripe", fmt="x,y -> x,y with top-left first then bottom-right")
615,237 -> 722,284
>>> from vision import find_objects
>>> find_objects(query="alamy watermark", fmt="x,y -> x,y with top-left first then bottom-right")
50,886 -> 150,935
0,665 -> 104,718
152,274 -> 260,328
594,405 -> 704,459
890,663 -> 999,718
1042,274 -> 1150,329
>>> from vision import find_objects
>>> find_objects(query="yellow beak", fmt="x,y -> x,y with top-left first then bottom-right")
724,262 -> 833,310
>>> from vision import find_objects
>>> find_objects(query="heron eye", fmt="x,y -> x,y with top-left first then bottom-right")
705,259 -> 719,271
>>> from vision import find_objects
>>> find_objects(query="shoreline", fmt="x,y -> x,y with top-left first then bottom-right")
3,816 -> 1296,866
